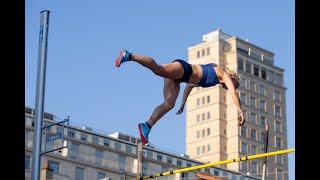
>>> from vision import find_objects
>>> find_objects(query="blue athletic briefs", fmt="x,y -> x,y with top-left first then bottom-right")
197,64 -> 220,87
172,60 -> 220,87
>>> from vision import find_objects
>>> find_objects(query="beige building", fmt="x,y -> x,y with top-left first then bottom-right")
25,106 -> 259,180
186,28 -> 288,180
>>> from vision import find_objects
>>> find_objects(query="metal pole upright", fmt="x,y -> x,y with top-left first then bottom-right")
31,10 -> 50,180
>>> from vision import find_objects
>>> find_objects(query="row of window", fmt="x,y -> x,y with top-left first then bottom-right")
240,93 -> 282,117
238,58 -> 283,86
196,128 -> 211,139
241,162 -> 284,180
240,134 -> 283,152
196,47 -> 211,58
25,155 -> 108,180
245,113 -> 283,133
196,112 -> 211,122
196,95 -> 211,106
240,78 -> 282,102
196,144 -> 212,155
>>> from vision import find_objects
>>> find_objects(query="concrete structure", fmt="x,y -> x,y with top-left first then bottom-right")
186,28 -> 288,180
25,106 -> 259,180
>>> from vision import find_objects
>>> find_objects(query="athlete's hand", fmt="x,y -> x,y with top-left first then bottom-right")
238,111 -> 245,126
176,106 -> 184,115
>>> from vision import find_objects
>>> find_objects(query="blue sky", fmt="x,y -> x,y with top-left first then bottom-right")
25,0 -> 295,179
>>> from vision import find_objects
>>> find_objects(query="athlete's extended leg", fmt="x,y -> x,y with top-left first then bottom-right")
138,78 -> 180,144
115,49 -> 184,80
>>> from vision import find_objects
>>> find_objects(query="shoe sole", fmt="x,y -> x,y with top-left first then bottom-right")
115,49 -> 124,67
138,123 -> 148,145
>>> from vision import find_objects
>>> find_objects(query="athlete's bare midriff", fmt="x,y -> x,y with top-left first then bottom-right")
187,64 -> 203,85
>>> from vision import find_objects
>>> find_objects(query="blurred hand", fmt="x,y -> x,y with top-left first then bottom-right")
176,107 -> 184,115
238,112 -> 245,126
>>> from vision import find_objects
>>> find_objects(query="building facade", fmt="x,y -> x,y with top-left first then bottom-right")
185,28 -> 288,180
25,106 -> 259,180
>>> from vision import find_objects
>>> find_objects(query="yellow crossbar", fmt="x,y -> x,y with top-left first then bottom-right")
133,148 -> 295,180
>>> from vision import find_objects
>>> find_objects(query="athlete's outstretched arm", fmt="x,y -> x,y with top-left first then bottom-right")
222,73 -> 245,126
176,84 -> 198,114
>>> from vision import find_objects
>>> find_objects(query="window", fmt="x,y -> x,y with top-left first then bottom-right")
197,51 -> 200,58
240,78 -> 246,88
251,129 -> 257,141
207,112 -> 210,119
115,142 -> 121,150
259,85 -> 265,96
241,142 -> 247,154
202,145 -> 205,154
68,130 -> 75,138
95,149 -> 103,165
186,163 -> 191,167
275,73 -> 282,85
206,47 -> 210,55
167,156 -> 172,164
207,95 -> 210,103
157,154 -> 162,161
277,169 -> 283,180
275,106 -> 281,117
274,91 -> 280,101
97,172 -> 106,180
251,145 -> 257,154
25,154 -> 30,170
103,139 -> 110,147
146,150 -> 153,158
202,97 -> 205,105
240,93 -> 246,104
202,129 -> 205,137
250,81 -> 255,92
260,116 -> 266,127
207,144 -> 211,152
207,128 -> 211,136
276,155 -> 282,164
250,113 -> 256,124
48,160 -> 59,174
92,135 -> 99,144
251,162 -> 257,174
261,68 -> 267,80
202,49 -> 205,56
80,132 -> 87,141
75,167 -> 84,180
268,70 -> 274,83
241,126 -> 247,137
70,143 -> 79,159
250,97 -> 256,108
241,161 -> 247,171
238,58 -> 244,71
118,155 -> 126,171
276,137 -> 282,148
202,113 -> 205,121
245,62 -> 252,74
260,132 -> 266,143
197,131 -> 200,139
125,144 -> 132,153
253,64 -> 259,76
197,147 -> 200,155
197,98 -> 200,106
260,100 -> 266,111
197,114 -> 200,123
275,121 -> 281,133
177,160 -> 182,166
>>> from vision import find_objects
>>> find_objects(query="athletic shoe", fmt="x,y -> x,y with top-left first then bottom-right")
115,49 -> 131,67
138,122 -> 150,145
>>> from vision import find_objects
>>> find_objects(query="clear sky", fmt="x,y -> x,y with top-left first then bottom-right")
26,0 -> 295,179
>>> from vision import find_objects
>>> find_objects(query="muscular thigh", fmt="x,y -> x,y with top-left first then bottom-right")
161,62 -> 184,80
163,78 -> 180,103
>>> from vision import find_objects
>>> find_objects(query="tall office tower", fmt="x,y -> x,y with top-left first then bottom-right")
186,28 -> 288,180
